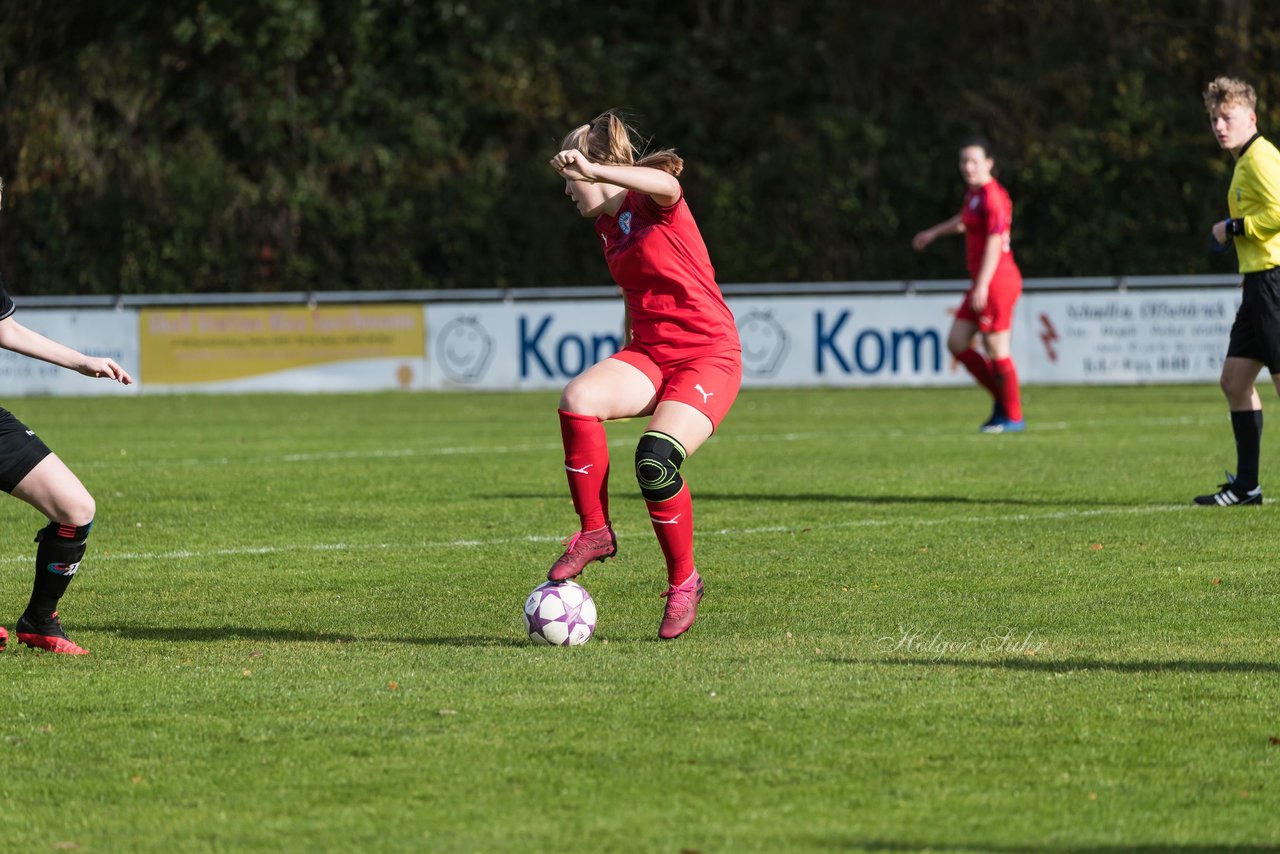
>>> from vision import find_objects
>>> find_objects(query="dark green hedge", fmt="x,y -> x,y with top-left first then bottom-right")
0,1 -> 1274,294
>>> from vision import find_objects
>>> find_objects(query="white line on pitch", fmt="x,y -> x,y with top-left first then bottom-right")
710,503 -> 1191,535
82,413 -> 1225,470
279,444 -> 561,462
0,504 -> 1191,566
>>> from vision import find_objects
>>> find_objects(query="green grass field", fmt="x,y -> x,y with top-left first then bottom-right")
1,385 -> 1277,852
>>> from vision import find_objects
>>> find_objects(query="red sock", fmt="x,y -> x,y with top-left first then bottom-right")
559,410 -> 610,531
955,348 -> 1000,398
646,483 -> 695,587
993,358 -> 1022,421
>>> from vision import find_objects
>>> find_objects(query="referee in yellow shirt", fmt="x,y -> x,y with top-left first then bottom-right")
1197,77 -> 1280,506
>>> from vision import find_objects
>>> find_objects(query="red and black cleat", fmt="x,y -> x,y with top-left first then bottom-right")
16,612 -> 89,655
0,625 -> 7,653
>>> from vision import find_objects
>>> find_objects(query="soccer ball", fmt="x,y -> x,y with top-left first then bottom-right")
524,580 -> 596,646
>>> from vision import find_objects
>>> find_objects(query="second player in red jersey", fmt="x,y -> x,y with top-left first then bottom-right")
913,137 -> 1025,432
547,112 -> 742,640
958,180 -> 1021,332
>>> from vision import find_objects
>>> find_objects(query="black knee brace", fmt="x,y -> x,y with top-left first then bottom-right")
635,431 -> 687,501
36,520 -> 92,577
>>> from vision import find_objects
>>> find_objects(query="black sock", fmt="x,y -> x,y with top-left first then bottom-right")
1230,409 -> 1263,490
26,521 -> 91,620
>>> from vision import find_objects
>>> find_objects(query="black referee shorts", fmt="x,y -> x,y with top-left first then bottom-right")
1226,267 -> 1280,371
0,406 -> 52,493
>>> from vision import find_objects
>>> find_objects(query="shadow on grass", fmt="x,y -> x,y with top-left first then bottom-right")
812,842 -> 1279,853
488,490 -> 1149,508
833,657 -> 1280,674
76,624 -> 528,648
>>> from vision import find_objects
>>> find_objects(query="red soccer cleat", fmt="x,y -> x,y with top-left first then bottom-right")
658,571 -> 704,640
16,612 -> 89,655
0,625 -> 7,652
547,524 -> 617,582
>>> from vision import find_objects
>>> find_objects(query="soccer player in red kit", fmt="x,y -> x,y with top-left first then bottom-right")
913,137 -> 1025,432
547,112 -> 741,640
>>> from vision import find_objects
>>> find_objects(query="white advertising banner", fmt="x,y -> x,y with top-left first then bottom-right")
426,295 -> 979,390
1020,289 -> 1240,384
0,287 -> 1243,396
426,302 -> 627,390
730,294 -> 969,386
425,289 -> 1240,391
0,309 -> 141,396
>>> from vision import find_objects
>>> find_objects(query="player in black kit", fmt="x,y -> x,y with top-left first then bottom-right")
0,279 -> 132,654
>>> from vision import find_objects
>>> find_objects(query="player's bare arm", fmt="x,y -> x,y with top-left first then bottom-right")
0,317 -> 133,384
551,149 -> 681,206
912,213 -> 964,251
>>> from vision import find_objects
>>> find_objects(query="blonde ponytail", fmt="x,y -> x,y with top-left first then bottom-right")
635,150 -> 683,177
560,111 -> 683,176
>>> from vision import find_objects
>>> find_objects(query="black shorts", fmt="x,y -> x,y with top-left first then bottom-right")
1226,267 -> 1280,371
0,407 -> 52,493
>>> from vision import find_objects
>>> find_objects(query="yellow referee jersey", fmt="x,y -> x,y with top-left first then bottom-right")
1229,134 -> 1280,272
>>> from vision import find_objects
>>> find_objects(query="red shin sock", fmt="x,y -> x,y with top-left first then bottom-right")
993,358 -> 1022,421
645,484 -> 695,587
559,410 -> 610,531
955,348 -> 1000,399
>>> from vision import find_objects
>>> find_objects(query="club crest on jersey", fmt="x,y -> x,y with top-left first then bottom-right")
969,195 -> 980,209
618,211 -> 632,235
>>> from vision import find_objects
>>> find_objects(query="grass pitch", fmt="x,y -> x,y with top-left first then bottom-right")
1,385 -> 1277,851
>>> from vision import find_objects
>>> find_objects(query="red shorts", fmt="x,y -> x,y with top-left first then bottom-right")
610,347 -> 741,431
954,271 -> 1022,333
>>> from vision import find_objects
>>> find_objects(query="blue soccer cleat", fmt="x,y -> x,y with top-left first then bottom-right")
980,401 -> 1006,431
981,416 -> 1025,434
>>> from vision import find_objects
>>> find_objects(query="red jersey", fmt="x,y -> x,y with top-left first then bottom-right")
596,190 -> 739,364
961,179 -> 1020,281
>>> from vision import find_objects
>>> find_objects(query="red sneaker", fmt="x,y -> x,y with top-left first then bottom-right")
16,612 -> 89,655
548,524 -> 617,582
658,571 -> 704,640
0,625 -> 7,652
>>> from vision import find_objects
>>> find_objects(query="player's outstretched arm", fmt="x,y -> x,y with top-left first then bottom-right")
912,213 -> 964,250
550,149 -> 681,207
0,317 -> 133,384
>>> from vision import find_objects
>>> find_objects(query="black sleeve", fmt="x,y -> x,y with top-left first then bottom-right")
0,277 -> 13,322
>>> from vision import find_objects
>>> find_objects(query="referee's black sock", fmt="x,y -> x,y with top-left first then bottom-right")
1230,409 -> 1263,491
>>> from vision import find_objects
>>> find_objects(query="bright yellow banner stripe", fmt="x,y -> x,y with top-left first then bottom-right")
140,305 -> 424,384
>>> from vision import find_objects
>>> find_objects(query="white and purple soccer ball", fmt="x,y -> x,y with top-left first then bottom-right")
524,580 -> 596,646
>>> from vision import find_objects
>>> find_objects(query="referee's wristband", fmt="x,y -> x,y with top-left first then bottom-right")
1226,217 -> 1245,237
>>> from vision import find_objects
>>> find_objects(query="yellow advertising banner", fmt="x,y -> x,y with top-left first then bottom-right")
140,305 -> 424,384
